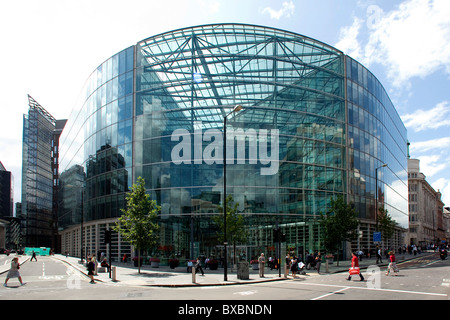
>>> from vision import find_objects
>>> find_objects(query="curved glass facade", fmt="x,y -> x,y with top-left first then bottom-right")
59,24 -> 407,262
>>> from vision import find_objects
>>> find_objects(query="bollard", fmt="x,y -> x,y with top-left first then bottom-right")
112,266 -> 117,282
192,264 -> 196,283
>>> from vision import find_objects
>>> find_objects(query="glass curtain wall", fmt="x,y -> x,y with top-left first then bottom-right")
58,24 -> 408,263
22,99 -> 57,247
134,24 -> 346,261
346,56 -> 408,229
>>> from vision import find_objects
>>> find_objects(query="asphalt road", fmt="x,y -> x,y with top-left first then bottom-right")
0,253 -> 449,301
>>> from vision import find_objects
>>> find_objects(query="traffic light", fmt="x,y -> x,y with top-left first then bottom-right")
104,230 -> 112,245
273,228 -> 279,241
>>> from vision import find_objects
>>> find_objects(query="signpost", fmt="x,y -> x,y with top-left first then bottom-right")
373,232 -> 381,243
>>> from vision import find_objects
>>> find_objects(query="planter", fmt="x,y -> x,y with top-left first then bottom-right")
251,264 -> 259,270
208,263 -> 218,270
133,258 -> 144,267
326,259 -> 334,265
149,258 -> 160,268
169,259 -> 179,269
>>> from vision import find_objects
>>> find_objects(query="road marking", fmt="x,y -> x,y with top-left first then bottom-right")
302,282 -> 447,300
422,260 -> 440,267
233,290 -> 258,296
311,287 -> 350,300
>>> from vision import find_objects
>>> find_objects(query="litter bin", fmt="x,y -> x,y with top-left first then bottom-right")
237,261 -> 249,280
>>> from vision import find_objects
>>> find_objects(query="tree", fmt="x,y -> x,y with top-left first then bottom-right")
319,196 -> 359,266
378,206 -> 396,249
113,176 -> 160,273
212,195 -> 248,268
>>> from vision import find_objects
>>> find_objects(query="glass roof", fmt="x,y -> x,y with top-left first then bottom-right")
136,24 -> 344,130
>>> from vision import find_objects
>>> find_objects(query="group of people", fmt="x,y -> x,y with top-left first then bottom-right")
347,249 -> 399,281
86,255 -> 110,284
256,251 -> 322,279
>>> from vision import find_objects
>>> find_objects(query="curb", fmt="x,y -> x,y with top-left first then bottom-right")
0,256 -> 30,275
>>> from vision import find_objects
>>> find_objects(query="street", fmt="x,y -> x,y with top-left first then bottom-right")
0,253 -> 449,301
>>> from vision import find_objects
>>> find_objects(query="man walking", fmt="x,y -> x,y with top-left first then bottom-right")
195,257 -> 204,276
376,246 -> 382,264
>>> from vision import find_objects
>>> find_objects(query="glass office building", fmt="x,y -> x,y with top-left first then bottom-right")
59,24 -> 408,262
22,95 -> 66,248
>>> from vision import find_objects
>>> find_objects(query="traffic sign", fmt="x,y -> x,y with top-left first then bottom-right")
373,232 -> 381,242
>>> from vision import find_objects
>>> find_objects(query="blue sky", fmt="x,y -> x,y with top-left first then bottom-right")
1,0 -> 450,208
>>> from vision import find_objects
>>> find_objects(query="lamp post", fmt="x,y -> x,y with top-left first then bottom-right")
375,163 -> 388,232
223,104 -> 243,281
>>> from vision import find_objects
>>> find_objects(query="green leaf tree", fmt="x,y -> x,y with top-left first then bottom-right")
319,196 -> 360,266
212,195 -> 248,268
378,206 -> 396,248
113,176 -> 160,273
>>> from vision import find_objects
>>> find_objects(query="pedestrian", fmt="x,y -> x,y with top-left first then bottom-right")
386,251 -> 399,276
258,253 -> 265,277
92,256 -> 98,275
195,257 -> 204,276
4,257 -> 25,287
31,250 -> 37,262
290,256 -> 298,278
87,257 -> 96,284
346,252 -> 364,281
315,252 -> 322,274
305,251 -> 312,270
376,246 -> 382,264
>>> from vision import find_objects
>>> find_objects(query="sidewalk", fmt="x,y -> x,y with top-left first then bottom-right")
1,252 -> 435,287
50,252 -> 435,287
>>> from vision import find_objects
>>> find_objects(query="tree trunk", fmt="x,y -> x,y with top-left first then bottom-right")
138,249 -> 141,274
233,242 -> 236,271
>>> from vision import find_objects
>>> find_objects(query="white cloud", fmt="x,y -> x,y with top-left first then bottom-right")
408,136 -> 450,181
262,1 -> 295,20
335,17 -> 364,58
409,136 -> 450,154
401,101 -> 450,132
416,154 -> 448,178
432,177 -> 450,206
335,0 -> 450,88
195,0 -> 220,14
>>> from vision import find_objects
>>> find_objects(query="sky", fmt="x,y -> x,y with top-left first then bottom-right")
1,0 -> 450,209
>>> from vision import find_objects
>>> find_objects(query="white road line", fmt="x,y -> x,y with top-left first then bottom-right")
233,290 -> 258,296
422,260 -> 440,267
311,287 -> 350,300
302,282 -> 447,300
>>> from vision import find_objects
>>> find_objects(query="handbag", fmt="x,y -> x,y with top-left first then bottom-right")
349,267 -> 360,275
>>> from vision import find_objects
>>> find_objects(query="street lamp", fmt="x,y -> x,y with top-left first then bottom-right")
223,104 -> 243,281
375,163 -> 388,232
